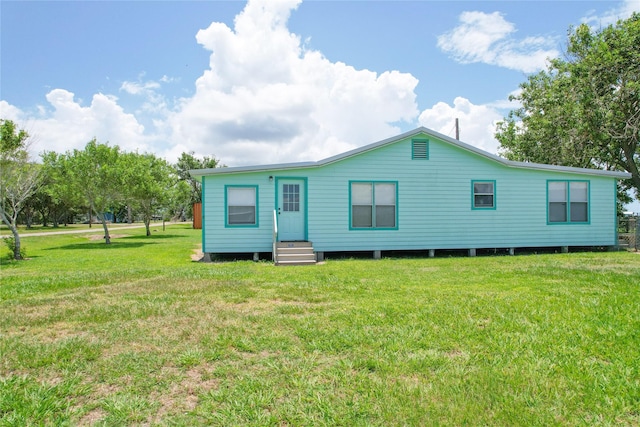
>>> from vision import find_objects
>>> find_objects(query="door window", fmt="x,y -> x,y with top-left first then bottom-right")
282,184 -> 300,212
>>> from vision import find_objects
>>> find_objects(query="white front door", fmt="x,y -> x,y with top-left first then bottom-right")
277,179 -> 306,241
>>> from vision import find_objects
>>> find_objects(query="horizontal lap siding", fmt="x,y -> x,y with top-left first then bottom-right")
307,137 -> 617,251
203,173 -> 275,253
203,133 -> 617,253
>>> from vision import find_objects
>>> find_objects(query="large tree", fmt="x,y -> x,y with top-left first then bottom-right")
121,151 -> 175,236
0,119 -> 42,260
174,151 -> 222,217
41,151 -> 86,227
60,140 -> 122,244
496,13 -> 640,201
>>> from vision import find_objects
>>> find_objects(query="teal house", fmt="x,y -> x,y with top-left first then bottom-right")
190,127 -> 631,264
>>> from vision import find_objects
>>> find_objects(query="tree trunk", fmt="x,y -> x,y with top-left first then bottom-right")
40,209 -> 49,227
25,207 -> 33,229
9,223 -> 23,260
0,211 -> 24,261
98,215 -> 111,244
127,205 -> 133,224
144,217 -> 151,236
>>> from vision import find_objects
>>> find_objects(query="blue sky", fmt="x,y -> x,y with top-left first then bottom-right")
1,0 -> 639,209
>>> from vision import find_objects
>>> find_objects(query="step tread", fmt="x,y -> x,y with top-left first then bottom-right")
277,248 -> 315,253
276,260 -> 317,265
274,241 -> 316,265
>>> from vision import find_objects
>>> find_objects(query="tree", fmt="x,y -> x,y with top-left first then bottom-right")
0,119 -> 42,260
166,179 -> 192,222
496,13 -> 640,202
21,185 -> 61,228
121,152 -> 175,236
61,139 -> 122,244
174,152 -> 222,217
41,151 -> 86,227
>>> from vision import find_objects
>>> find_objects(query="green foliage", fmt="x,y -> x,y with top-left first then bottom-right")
120,151 -> 176,235
0,119 -> 28,156
50,139 -> 123,243
42,145 -> 192,228
0,119 -> 42,260
175,151 -> 222,205
67,139 -> 122,217
1,226 -> 639,425
496,13 -> 640,200
3,236 -> 26,260
41,151 -> 86,226
167,179 -> 192,220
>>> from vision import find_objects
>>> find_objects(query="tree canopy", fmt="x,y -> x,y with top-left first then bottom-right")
175,151 -> 222,205
496,13 -> 640,202
58,140 -> 123,243
2,116 -> 223,255
0,119 -> 42,259
120,151 -> 176,236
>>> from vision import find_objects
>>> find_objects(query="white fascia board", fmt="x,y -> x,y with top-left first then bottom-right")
417,127 -> 631,179
503,160 -> 631,178
188,161 -> 316,181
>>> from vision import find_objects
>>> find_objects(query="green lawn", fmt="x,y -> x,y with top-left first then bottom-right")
1,224 -> 639,426
0,221 -> 171,236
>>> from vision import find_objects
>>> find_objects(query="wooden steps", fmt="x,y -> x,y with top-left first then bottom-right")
275,241 -> 316,265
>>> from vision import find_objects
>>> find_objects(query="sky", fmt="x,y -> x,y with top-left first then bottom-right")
1,0 -> 639,210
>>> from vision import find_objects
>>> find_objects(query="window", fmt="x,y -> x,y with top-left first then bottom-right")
548,180 -> 589,223
570,182 -> 588,222
472,180 -> 496,209
350,181 -> 397,229
412,139 -> 429,160
282,183 -> 300,212
226,185 -> 258,226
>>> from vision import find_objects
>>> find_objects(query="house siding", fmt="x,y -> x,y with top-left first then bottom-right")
201,132 -> 619,254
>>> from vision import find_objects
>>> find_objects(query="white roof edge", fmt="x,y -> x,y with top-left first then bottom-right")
416,127 -> 632,178
504,159 -> 631,178
188,161 -> 316,179
188,126 -> 632,180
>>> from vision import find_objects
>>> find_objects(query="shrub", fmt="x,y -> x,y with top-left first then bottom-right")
4,236 -> 26,259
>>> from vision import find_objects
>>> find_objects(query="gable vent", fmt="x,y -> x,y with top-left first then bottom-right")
412,140 -> 429,160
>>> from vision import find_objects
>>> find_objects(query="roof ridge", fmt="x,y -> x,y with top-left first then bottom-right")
189,126 -> 632,180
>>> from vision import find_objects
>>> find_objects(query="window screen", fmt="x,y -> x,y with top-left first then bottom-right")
227,187 -> 257,225
548,181 -> 589,223
473,181 -> 495,209
351,182 -> 397,229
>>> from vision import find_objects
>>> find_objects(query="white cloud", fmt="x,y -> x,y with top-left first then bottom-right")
2,0 -> 420,165
167,0 -> 419,166
120,80 -> 161,95
437,11 -> 559,73
5,90 -> 153,157
583,0 -> 639,26
120,76 -> 171,115
418,96 -> 511,154
0,100 -> 24,123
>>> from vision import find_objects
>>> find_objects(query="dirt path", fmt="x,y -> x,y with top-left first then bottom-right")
0,222 -> 178,238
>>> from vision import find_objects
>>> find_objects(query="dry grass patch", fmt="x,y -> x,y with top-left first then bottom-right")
76,407 -> 107,427
1,227 -> 639,425
149,364 -> 220,422
191,243 -> 203,261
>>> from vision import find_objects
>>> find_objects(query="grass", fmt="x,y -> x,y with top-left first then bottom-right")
1,224 -> 639,426
0,221 -> 173,236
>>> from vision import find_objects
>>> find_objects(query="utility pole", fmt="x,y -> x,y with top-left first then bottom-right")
455,118 -> 460,140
